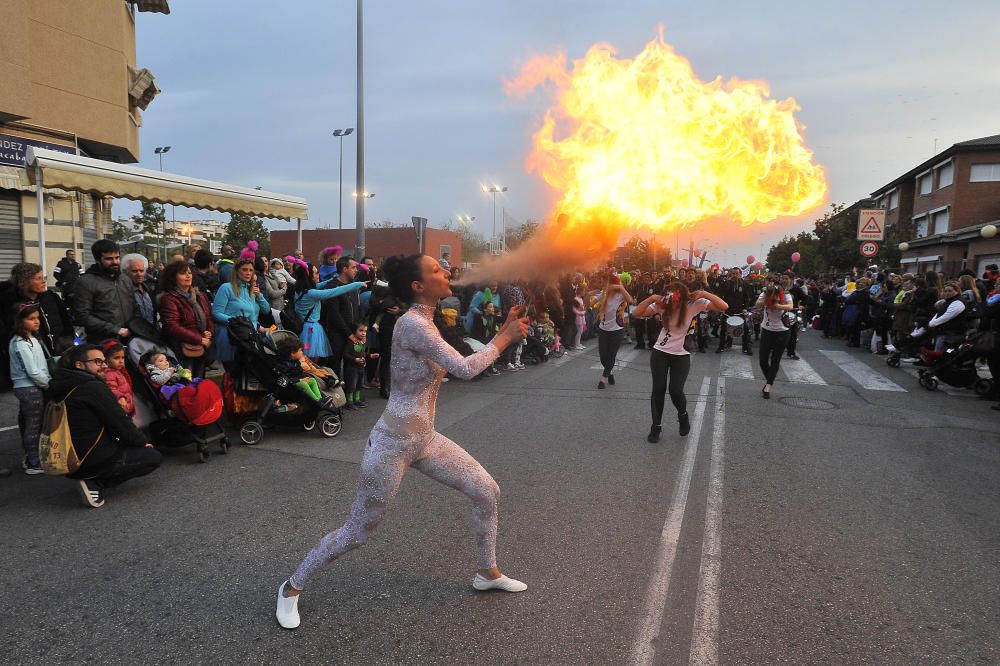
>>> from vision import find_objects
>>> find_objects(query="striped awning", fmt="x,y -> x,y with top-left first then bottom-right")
26,147 -> 308,220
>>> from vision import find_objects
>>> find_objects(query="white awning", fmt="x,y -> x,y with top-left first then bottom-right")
26,147 -> 307,220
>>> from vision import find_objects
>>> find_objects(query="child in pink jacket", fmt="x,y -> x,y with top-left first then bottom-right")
103,341 -> 135,416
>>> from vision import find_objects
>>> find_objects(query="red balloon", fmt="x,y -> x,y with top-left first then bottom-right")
791,252 -> 801,263
746,255 -> 755,265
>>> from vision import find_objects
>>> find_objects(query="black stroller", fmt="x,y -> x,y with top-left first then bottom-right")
226,317 -> 343,445
125,318 -> 229,463
914,330 -> 994,394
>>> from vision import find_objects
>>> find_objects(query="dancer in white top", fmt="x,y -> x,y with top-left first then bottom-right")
276,254 -> 530,629
754,279 -> 795,399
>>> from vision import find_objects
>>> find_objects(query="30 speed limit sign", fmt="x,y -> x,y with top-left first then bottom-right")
860,241 -> 879,258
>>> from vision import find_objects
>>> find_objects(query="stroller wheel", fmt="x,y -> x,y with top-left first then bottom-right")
240,421 -> 264,445
198,448 -> 210,463
302,419 -> 316,432
219,438 -> 229,454
973,378 -> 993,396
918,373 -> 938,391
886,355 -> 900,368
320,414 -> 342,438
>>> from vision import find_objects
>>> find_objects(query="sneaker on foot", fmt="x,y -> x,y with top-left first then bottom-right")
355,400 -> 368,409
514,362 -> 526,370
276,581 -> 301,629
77,479 -> 104,508
473,573 -> 527,593
24,464 -> 44,476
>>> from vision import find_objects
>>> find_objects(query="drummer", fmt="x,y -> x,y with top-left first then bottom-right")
715,267 -> 754,355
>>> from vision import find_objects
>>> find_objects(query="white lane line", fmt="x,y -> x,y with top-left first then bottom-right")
718,352 -> 755,380
780,357 -> 827,385
690,377 -> 726,666
590,347 -> 640,370
819,350 -> 906,392
0,425 -> 17,433
631,377 -> 712,666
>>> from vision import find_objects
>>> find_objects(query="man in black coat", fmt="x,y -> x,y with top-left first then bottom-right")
53,249 -> 82,297
49,344 -> 161,508
715,269 -> 753,354
321,256 -> 361,377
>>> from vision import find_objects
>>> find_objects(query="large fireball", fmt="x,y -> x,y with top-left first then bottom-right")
463,32 -> 827,282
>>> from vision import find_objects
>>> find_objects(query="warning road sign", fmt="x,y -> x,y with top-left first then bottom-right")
858,209 -> 885,241
860,241 -> 879,258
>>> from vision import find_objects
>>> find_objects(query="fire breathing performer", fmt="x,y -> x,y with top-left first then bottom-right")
276,254 -> 531,630
632,283 -> 728,442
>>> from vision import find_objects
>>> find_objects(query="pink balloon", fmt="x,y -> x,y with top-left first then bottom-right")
754,261 -> 763,270
746,255 -> 755,265
791,252 -> 801,263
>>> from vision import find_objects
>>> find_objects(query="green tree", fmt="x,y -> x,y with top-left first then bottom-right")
505,221 -> 540,251
766,231 -> 820,275
458,225 -> 490,263
131,201 -> 165,238
224,212 -> 270,256
110,218 -> 134,242
620,235 -> 672,272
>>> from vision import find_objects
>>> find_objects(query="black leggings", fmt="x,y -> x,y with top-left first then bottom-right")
597,328 -> 625,377
759,328 -> 789,383
649,350 -> 691,426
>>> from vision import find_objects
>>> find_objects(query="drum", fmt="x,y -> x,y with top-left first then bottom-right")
726,315 -> 745,337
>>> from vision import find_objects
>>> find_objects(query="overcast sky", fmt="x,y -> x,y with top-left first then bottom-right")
125,1 -> 1000,266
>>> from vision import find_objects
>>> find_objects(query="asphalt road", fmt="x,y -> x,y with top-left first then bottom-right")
1,329 -> 997,665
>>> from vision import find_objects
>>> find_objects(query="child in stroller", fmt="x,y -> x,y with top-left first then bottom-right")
128,337 -> 228,463
226,317 -> 343,444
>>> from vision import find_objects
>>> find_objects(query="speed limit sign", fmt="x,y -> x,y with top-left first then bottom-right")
860,241 -> 879,258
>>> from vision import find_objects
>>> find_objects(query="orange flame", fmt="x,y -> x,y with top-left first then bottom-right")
463,32 -> 827,283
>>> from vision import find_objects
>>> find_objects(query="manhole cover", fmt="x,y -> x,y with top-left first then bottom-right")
779,396 -> 837,410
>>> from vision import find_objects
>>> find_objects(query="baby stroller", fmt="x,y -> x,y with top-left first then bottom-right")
520,324 -> 550,364
125,319 -> 229,463
226,317 -> 343,445
884,329 -> 930,368
914,330 -> 994,394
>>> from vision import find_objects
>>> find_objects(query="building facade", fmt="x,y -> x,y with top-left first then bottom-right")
0,0 -> 167,280
271,228 -> 463,268
871,134 -> 1000,277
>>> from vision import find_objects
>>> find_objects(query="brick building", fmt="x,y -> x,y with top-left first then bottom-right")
271,227 -> 463,267
871,134 -> 1000,277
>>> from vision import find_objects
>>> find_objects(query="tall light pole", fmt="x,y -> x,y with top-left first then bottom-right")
154,145 -> 171,263
332,128 -> 354,230
482,185 -> 507,254
355,0 -> 366,258
353,191 -> 375,231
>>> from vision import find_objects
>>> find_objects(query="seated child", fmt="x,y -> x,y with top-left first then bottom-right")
343,322 -> 378,410
103,341 -> 134,416
275,338 -> 332,411
142,351 -> 192,389
536,311 -> 556,350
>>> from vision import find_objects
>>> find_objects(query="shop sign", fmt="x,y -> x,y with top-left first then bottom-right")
0,132 -> 76,168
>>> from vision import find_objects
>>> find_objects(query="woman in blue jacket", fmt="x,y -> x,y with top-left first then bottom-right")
212,258 -> 272,365
287,259 -> 364,360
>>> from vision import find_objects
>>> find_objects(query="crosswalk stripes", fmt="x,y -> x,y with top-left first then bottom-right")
780,357 -> 828,385
718,352 -> 754,379
818,350 -> 906,392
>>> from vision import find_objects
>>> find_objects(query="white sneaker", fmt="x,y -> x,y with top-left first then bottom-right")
276,581 -> 301,629
575,345 -> 587,351
76,479 -> 105,508
506,363 -> 522,372
514,362 -> 526,370
472,573 -> 528,592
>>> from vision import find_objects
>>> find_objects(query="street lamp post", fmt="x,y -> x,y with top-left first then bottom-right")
154,145 -> 171,263
332,128 -> 354,230
482,185 -> 507,254
355,0 -> 366,258
353,191 -> 375,231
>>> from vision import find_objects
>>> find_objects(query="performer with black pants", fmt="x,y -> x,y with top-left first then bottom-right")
755,279 -> 795,398
715,268 -> 752,355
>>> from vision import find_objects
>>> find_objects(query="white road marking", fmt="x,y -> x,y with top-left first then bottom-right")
780,357 -> 827,385
819,350 -> 906,392
631,377 -> 712,666
718,352 -> 755,380
0,425 -> 17,433
690,377 -> 726,666
590,347 -> 641,370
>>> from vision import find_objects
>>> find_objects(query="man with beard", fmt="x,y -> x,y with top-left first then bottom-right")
71,240 -> 134,342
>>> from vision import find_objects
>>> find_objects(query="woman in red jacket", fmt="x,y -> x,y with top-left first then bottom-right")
158,261 -> 215,378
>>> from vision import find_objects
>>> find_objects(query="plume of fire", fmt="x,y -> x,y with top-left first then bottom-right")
458,32 -> 826,284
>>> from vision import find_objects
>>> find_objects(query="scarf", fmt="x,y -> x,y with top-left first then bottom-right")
173,288 -> 207,332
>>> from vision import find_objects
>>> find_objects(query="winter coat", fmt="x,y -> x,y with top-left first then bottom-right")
48,367 -> 148,474
159,289 -> 215,360
104,366 -> 135,415
0,282 -> 74,355
72,265 -> 134,341
260,271 -> 288,310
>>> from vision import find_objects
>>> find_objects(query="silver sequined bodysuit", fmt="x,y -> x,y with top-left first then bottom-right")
290,303 -> 502,590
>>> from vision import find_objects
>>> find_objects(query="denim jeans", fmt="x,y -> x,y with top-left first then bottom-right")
14,386 -> 45,467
